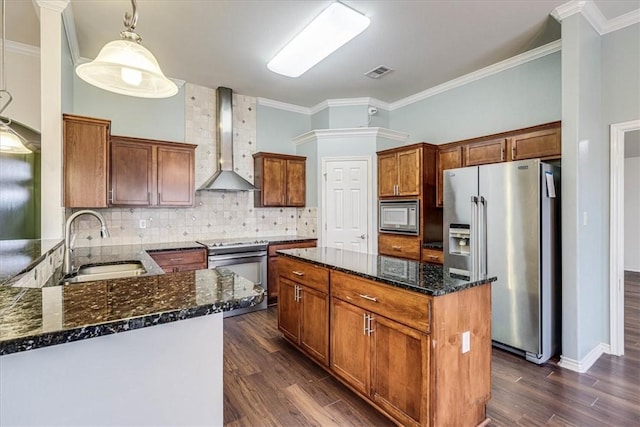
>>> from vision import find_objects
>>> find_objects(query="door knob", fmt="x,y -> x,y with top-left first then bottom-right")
358,234 -> 366,239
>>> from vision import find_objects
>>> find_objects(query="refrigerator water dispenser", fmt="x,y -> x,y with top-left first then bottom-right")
448,224 -> 471,256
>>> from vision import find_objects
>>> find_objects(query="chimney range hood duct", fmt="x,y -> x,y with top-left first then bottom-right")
197,87 -> 258,192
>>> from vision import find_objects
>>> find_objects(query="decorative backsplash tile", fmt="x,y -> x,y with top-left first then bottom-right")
70,83 -> 317,247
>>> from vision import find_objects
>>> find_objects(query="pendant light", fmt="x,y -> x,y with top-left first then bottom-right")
76,0 -> 177,98
0,0 -> 31,154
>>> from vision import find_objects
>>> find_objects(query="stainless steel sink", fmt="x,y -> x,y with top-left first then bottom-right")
62,261 -> 147,283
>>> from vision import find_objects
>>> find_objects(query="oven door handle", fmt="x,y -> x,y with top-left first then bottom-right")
208,251 -> 267,261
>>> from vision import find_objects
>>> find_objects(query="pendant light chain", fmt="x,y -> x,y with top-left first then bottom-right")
124,0 -> 139,33
0,0 -> 14,119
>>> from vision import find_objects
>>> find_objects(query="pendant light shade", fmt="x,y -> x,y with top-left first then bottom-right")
76,39 -> 178,98
75,0 -> 177,98
0,125 -> 31,154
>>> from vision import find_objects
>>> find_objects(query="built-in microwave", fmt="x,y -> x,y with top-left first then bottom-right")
379,200 -> 419,235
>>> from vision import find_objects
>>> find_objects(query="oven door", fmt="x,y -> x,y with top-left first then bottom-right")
208,252 -> 268,317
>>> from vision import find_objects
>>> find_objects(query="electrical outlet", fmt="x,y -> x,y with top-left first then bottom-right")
139,219 -> 147,229
462,331 -> 470,353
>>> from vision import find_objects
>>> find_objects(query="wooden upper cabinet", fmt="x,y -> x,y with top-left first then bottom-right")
157,145 -> 195,206
510,127 -> 561,161
436,146 -> 462,207
378,153 -> 399,197
286,158 -> 306,206
253,152 -> 306,207
377,146 -> 421,198
110,138 -> 154,206
464,138 -> 507,166
110,136 -> 196,207
63,114 -> 111,208
396,148 -> 421,196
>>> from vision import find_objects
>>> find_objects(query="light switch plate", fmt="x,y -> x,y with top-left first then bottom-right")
462,331 -> 470,353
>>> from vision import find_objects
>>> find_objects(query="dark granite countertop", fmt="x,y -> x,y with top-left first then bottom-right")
265,235 -> 317,245
277,247 -> 494,297
0,267 -> 265,356
423,242 -> 443,250
0,239 -> 64,286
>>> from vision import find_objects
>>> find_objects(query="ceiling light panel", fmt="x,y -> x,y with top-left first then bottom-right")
267,2 -> 370,78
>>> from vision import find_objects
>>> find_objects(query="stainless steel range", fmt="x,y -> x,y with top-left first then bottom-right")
196,238 -> 268,317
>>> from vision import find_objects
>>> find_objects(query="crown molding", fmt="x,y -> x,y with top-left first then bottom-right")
551,0 -> 639,35
293,127 -> 409,146
604,8 -> 640,34
389,39 -> 561,111
5,41 -> 40,57
309,97 -> 390,114
61,4 -> 80,64
257,98 -> 311,115
34,0 -> 70,13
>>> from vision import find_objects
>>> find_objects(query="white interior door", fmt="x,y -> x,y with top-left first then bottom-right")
323,158 -> 371,253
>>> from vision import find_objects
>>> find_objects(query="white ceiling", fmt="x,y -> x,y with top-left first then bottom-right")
6,0 -> 640,107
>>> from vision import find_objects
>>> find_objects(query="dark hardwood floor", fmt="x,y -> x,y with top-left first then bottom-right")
223,275 -> 640,426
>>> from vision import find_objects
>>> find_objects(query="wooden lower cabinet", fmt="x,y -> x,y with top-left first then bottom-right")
277,260 -> 329,366
371,315 -> 430,427
331,296 -> 429,426
330,298 -> 370,395
267,240 -> 317,304
278,257 -> 492,427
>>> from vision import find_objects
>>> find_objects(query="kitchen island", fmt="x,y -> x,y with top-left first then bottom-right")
0,246 -> 265,426
277,247 -> 495,427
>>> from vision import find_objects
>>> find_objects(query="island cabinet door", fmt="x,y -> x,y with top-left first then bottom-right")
330,297 -> 370,396
277,278 -> 300,342
371,315 -> 430,427
299,286 -> 329,366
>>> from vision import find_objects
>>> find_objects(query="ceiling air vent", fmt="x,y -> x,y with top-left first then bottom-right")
365,65 -> 393,79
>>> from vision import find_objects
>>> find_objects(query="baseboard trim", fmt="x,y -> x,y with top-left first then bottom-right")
558,343 -> 607,373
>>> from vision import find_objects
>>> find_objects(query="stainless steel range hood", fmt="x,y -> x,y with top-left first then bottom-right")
197,87 -> 258,192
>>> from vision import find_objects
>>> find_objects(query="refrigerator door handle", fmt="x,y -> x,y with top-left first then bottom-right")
471,196 -> 479,280
480,196 -> 488,280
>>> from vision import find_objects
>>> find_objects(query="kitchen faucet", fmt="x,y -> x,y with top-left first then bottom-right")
64,210 -> 110,274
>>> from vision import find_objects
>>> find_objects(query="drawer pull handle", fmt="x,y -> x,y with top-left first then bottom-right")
427,255 -> 439,260
169,258 -> 184,262
391,245 -> 402,250
292,271 -> 305,276
359,294 -> 378,302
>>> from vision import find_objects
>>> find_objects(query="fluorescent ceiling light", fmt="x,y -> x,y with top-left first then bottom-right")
75,0 -> 177,98
267,2 -> 370,78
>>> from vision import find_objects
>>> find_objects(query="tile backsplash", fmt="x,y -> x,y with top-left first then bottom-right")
70,83 -> 317,247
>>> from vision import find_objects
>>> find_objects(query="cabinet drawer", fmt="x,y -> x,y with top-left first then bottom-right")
279,257 -> 329,293
149,248 -> 207,271
268,240 -> 317,256
330,271 -> 430,333
421,248 -> 443,264
378,234 -> 421,260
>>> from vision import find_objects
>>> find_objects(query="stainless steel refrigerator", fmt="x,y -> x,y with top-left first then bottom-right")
443,159 -> 560,364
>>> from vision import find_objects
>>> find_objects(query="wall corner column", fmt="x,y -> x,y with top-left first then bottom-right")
36,0 -> 70,239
